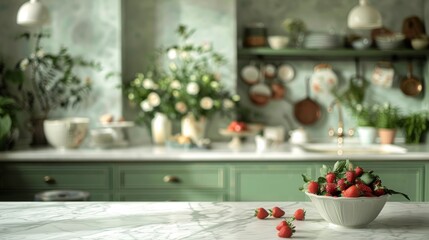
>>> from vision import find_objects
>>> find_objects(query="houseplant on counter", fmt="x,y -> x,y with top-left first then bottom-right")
127,25 -> 239,144
354,104 -> 377,145
399,112 -> 428,144
375,103 -> 400,144
8,33 -> 100,146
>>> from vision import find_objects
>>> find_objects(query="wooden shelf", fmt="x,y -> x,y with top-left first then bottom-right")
238,48 -> 429,59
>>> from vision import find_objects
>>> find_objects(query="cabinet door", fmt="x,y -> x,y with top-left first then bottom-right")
230,163 -> 315,201
0,163 -> 111,190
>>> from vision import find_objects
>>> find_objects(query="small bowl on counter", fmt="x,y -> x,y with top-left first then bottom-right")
44,118 -> 90,149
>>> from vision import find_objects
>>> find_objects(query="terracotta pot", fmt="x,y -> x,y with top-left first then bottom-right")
378,128 -> 396,144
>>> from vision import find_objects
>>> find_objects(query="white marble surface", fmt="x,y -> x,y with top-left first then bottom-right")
1,142 -> 429,162
0,201 -> 428,239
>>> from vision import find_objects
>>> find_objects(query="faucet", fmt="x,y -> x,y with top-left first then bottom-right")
328,100 -> 354,145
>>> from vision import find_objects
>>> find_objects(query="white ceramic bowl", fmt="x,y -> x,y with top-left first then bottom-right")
375,33 -> 405,50
268,36 -> 289,49
411,38 -> 429,50
44,118 -> 90,149
305,192 -> 389,228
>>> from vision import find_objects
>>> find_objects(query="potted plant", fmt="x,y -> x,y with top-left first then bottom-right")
399,112 -> 428,144
9,33 -> 100,145
354,104 -> 377,145
375,104 -> 400,144
127,25 -> 239,144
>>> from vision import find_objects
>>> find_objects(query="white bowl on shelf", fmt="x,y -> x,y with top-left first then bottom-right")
305,192 -> 389,228
44,118 -> 90,149
411,38 -> 429,50
268,36 -> 289,49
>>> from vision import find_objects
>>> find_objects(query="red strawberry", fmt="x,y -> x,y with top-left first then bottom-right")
294,208 -> 305,220
374,186 -> 386,196
276,220 -> 288,230
363,191 -> 376,197
278,226 -> 293,238
346,170 -> 356,184
307,181 -> 319,194
356,183 -> 372,194
326,172 -> 336,183
254,208 -> 269,219
342,185 -> 361,198
269,207 -> 285,218
355,166 -> 364,177
337,178 -> 347,191
326,182 -> 337,195
277,220 -> 295,238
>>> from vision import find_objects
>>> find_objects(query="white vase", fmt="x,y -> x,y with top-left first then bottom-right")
181,113 -> 207,142
357,126 -> 377,145
151,113 -> 172,145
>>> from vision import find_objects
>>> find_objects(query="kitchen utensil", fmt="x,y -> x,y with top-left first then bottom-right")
288,127 -> 309,144
240,64 -> 259,85
310,63 -> 338,95
243,23 -> 267,48
401,61 -> 422,97
268,35 -> 289,49
263,64 -> 276,79
294,77 -> 322,125
411,36 -> 429,50
270,82 -> 286,100
375,33 -> 405,50
249,64 -> 272,106
277,63 -> 295,82
371,61 -> 395,88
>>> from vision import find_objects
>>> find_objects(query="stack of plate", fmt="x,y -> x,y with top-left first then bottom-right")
304,32 -> 342,49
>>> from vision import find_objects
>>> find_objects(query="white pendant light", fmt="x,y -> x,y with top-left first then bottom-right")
347,0 -> 382,29
17,0 -> 50,27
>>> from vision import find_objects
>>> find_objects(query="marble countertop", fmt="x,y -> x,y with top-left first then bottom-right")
1,142 -> 429,162
1,201 -> 428,239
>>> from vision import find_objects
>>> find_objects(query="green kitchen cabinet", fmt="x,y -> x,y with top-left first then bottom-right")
113,163 -> 228,201
1,161 -> 429,202
0,163 -> 112,201
229,163 -> 315,201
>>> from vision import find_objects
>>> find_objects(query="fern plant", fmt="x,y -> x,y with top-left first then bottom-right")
12,33 -> 101,117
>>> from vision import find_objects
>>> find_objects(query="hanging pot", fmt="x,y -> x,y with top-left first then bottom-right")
249,64 -> 272,106
400,61 -> 422,97
294,77 -> 322,125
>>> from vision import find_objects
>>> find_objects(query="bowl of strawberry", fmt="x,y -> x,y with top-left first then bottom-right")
300,160 -> 410,228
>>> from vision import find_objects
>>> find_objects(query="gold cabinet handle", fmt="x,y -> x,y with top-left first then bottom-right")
163,175 -> 180,183
44,176 -> 56,184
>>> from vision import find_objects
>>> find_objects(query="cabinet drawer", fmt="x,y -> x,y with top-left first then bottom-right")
116,164 -> 225,190
0,164 -> 110,190
115,190 -> 226,201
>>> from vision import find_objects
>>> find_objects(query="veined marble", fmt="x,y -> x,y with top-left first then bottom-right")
0,202 -> 428,239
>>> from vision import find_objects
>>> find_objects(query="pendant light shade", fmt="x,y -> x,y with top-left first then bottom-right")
17,0 -> 50,27
347,0 -> 382,29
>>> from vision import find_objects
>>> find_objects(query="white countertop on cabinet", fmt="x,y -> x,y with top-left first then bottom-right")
1,143 -> 429,162
0,201 -> 428,239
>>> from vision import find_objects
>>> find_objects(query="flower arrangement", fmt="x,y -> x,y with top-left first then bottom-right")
127,25 -> 239,128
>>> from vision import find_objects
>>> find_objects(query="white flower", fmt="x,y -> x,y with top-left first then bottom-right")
30,53 -> 36,59
180,51 -> 190,60
175,101 -> 187,114
147,92 -> 161,107
200,97 -> 214,110
170,80 -> 181,90
140,100 -> 153,112
202,42 -> 212,52
143,79 -> 155,89
223,99 -> 235,109
167,48 -> 177,60
210,81 -> 219,90
36,50 -> 45,58
19,58 -> 29,71
186,82 -> 200,95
